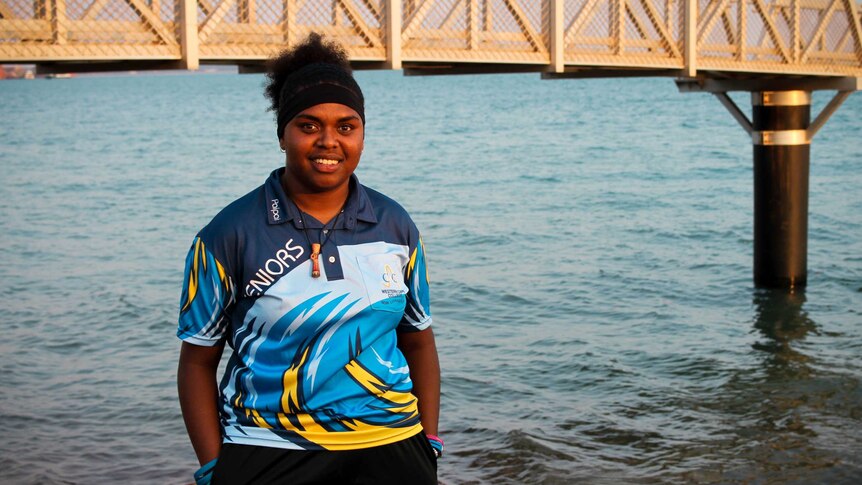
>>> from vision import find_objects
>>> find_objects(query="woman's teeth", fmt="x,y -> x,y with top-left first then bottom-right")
313,159 -> 339,165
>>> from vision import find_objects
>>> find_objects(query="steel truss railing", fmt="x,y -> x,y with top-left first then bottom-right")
1,0 -> 860,76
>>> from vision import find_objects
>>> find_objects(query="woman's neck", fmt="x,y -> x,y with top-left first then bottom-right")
282,178 -> 349,225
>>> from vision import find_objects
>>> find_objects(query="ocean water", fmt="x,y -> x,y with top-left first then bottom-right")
1,70 -> 860,484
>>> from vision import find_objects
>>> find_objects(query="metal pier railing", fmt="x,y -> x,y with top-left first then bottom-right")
1,1 -> 860,78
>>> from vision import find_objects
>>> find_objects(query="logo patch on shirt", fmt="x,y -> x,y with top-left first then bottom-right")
359,254 -> 407,313
382,264 -> 399,288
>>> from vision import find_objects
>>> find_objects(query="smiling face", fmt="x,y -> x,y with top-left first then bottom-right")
280,102 -> 364,201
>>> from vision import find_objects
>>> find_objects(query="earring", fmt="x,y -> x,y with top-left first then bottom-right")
280,147 -> 285,153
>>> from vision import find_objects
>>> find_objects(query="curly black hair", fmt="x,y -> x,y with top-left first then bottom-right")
263,33 -> 353,115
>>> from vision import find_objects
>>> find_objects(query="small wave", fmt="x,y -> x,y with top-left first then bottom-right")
518,174 -> 563,183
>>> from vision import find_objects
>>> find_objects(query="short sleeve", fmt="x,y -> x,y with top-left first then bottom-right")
177,237 -> 235,346
398,235 -> 432,332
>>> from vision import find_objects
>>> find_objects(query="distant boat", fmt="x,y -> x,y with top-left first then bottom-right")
45,73 -> 73,79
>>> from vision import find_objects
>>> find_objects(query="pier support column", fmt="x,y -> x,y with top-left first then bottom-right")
751,91 -> 810,289
179,0 -> 199,70
676,76 -> 859,290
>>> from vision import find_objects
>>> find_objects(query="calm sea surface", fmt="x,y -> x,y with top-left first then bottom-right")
1,71 -> 860,484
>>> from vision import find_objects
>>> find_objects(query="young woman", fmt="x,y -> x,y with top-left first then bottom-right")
176,34 -> 441,485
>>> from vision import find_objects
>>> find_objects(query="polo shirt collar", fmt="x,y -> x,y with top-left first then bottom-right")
263,168 -> 377,229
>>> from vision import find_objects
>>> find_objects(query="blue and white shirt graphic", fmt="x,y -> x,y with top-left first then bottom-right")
177,169 -> 431,450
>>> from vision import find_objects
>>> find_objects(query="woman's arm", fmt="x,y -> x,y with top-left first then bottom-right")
397,328 -> 440,436
177,341 -> 225,465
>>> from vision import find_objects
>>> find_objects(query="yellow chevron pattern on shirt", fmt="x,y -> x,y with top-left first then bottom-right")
180,239 -> 203,313
344,360 -> 418,416
264,342 -> 421,450
407,246 -> 417,279
406,237 -> 429,284
278,345 -> 331,439
180,238 -> 229,313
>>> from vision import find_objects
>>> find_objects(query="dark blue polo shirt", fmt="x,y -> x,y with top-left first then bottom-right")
177,168 -> 431,450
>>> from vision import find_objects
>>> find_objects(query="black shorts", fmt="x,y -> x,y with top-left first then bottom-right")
211,432 -> 437,485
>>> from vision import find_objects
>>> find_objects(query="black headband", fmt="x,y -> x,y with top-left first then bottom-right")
277,83 -> 365,138
276,63 -> 365,139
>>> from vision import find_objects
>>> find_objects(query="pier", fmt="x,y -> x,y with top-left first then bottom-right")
2,0 -> 860,288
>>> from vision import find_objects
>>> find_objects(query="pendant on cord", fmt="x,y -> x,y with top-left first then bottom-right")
310,243 -> 321,278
